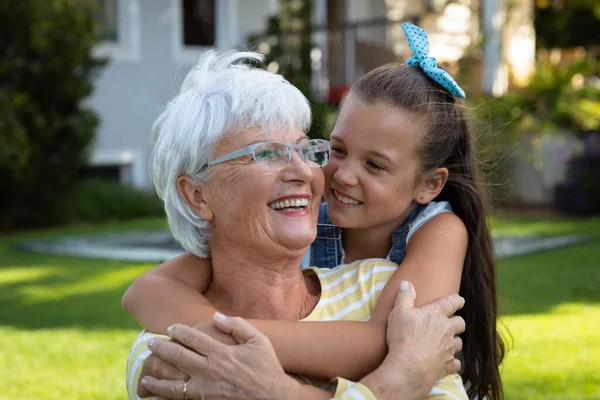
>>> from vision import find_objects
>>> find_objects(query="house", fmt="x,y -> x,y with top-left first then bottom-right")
88,0 -> 278,189
89,0 -> 534,190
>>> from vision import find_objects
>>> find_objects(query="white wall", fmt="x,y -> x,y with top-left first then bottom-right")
88,0 -> 277,189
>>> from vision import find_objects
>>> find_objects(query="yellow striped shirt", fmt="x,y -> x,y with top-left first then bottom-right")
126,259 -> 467,399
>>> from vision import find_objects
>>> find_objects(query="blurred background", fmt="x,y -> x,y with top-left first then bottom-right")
0,0 -> 598,399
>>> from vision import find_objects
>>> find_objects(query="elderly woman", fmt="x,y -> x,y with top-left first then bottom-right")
125,51 -> 465,400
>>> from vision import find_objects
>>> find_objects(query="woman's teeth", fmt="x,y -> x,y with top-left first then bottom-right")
269,198 -> 309,210
334,190 -> 361,205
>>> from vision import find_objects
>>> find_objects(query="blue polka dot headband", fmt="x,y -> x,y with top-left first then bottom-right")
401,23 -> 466,99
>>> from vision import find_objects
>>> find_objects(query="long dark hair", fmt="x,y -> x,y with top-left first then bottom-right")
351,65 -> 505,400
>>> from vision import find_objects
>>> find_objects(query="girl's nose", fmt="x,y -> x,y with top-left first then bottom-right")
332,161 -> 358,187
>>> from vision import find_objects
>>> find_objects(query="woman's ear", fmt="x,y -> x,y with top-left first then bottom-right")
415,167 -> 449,204
176,176 -> 214,221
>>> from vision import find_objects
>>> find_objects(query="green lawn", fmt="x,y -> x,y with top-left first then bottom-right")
1,216 -> 599,399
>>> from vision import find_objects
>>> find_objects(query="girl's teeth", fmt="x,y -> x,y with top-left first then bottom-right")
335,191 -> 361,205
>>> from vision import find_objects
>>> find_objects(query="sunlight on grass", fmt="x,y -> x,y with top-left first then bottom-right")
18,266 -> 151,304
501,304 -> 600,399
0,327 -> 139,400
0,267 -> 60,285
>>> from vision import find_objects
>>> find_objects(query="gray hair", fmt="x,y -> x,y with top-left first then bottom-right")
150,50 -> 312,257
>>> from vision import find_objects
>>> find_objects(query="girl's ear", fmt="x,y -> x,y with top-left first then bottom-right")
176,176 -> 214,221
415,167 -> 448,204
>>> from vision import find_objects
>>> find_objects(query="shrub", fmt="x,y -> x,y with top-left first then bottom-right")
553,133 -> 600,216
0,0 -> 106,229
58,179 -> 164,223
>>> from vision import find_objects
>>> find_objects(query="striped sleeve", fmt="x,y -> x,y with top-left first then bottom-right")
125,330 -> 169,400
331,374 -> 467,400
331,378 -> 377,400
427,374 -> 469,399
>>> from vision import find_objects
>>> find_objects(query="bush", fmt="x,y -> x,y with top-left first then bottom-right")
58,179 -> 164,223
553,133 -> 600,216
0,1 -> 106,229
468,95 -> 523,207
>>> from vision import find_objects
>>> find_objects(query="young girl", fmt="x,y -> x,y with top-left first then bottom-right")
124,24 -> 504,400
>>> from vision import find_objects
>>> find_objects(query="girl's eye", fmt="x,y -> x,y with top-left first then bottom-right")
331,146 -> 346,156
366,161 -> 384,171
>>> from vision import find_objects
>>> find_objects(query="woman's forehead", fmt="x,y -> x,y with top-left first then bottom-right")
215,125 -> 307,153
237,125 -> 306,143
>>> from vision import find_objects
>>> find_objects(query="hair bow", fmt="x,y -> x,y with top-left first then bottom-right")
401,23 -> 466,99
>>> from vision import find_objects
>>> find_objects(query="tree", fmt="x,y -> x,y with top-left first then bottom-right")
0,0 -> 106,229
535,0 -> 600,48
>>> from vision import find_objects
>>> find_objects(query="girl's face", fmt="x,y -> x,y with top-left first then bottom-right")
323,95 -> 427,231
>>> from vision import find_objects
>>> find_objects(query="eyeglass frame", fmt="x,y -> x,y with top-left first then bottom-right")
199,139 -> 331,172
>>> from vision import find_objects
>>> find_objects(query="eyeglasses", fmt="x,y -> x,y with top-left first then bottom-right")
201,139 -> 330,171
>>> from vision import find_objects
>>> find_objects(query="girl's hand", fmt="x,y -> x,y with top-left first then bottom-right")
140,314 -> 302,400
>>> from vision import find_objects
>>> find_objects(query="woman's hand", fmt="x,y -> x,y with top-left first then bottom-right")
140,314 -> 302,400
360,281 -> 466,400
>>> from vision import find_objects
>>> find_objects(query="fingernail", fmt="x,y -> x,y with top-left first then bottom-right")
400,281 -> 409,291
214,312 -> 227,320
147,338 -> 155,348
141,377 -> 149,386
167,325 -> 174,336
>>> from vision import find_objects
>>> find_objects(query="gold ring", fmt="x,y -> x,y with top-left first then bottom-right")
183,381 -> 188,400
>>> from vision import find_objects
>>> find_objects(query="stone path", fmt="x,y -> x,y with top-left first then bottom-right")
17,230 -> 592,263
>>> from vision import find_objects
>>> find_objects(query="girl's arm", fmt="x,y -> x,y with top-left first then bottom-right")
123,253 -> 388,380
370,212 -> 468,324
122,252 -> 218,332
123,213 -> 467,381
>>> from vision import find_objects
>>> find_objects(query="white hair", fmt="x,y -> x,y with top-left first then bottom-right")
150,50 -> 312,257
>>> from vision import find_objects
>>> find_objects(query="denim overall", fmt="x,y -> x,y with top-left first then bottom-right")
301,201 -> 453,269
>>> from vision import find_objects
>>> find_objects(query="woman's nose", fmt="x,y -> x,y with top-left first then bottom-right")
281,151 -> 313,183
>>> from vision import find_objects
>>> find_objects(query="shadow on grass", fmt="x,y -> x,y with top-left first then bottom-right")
498,240 -> 600,316
1,216 -> 599,329
0,247 -> 150,331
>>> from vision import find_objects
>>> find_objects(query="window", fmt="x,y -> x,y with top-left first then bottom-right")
97,0 -> 118,42
182,0 -> 216,47
93,0 -> 140,63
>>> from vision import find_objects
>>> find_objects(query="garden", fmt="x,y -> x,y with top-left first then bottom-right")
1,1 -> 599,399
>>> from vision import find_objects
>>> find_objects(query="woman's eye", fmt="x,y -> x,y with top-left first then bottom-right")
367,161 -> 384,171
255,151 -> 275,160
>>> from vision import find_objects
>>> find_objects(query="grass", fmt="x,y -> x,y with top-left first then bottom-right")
492,214 -> 600,399
1,215 -> 599,399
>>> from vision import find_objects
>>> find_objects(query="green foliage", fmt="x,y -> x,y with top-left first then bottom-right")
471,56 -> 599,207
249,1 -> 337,139
535,0 -> 600,48
0,0 -> 106,229
505,57 -> 599,134
469,95 -> 523,206
60,178 -> 164,223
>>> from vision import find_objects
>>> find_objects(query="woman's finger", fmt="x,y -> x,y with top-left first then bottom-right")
140,376 -> 189,400
449,315 -> 466,335
212,314 -> 267,345
453,336 -> 463,354
168,324 -> 224,356
444,357 -> 461,376
136,354 -> 189,398
148,337 -> 206,374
